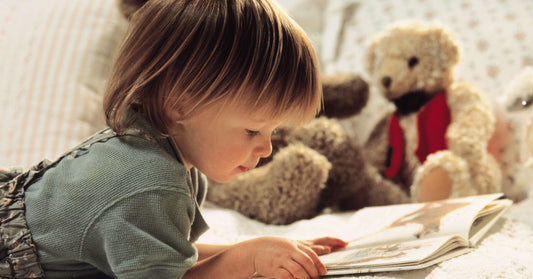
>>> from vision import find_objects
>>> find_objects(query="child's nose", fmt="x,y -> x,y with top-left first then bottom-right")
254,138 -> 273,158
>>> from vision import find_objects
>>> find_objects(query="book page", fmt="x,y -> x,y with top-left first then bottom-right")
344,193 -> 504,249
469,199 -> 513,245
321,235 -> 470,274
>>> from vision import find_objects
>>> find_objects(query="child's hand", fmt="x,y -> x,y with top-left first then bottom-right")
245,236 -> 327,279
188,236 -> 348,279
299,236 -> 348,255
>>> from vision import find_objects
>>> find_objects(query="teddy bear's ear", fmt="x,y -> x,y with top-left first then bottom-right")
432,26 -> 461,67
364,39 -> 378,76
117,0 -> 149,20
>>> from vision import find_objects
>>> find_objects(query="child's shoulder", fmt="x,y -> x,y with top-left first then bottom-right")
88,133 -> 185,181
49,128 -> 187,192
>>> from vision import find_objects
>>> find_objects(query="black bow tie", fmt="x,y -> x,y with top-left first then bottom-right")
393,91 -> 434,115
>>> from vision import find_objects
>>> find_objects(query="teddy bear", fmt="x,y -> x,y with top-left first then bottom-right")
363,21 -> 502,202
206,73 -> 410,225
500,67 -> 533,201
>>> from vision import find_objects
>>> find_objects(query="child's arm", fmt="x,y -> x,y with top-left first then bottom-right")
195,243 -> 230,260
188,236 -> 347,279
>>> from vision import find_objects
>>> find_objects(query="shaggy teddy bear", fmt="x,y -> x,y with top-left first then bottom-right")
500,67 -> 533,201
505,67 -> 533,161
207,74 -> 409,225
363,21 -> 502,202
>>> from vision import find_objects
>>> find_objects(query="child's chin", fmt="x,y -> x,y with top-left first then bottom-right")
210,174 -> 237,184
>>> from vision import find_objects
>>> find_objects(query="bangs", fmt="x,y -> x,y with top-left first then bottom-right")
207,0 -> 323,124
172,0 -> 322,120
229,80 -> 323,126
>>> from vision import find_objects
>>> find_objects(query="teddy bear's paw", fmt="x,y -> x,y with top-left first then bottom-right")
446,128 -> 503,196
251,143 -> 332,224
415,166 -> 453,202
412,150 -> 473,202
208,143 -> 332,225
205,165 -> 275,216
267,143 -> 331,197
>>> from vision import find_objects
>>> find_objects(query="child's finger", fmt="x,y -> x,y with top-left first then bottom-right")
311,236 -> 348,249
297,243 -> 327,276
284,259 -> 313,279
308,244 -> 331,255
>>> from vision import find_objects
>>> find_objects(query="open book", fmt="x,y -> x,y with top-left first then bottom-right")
319,193 -> 512,276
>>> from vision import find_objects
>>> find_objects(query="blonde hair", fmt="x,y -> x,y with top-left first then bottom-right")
103,0 -> 322,136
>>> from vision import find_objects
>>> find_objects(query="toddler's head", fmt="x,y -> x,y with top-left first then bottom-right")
104,0 -> 322,136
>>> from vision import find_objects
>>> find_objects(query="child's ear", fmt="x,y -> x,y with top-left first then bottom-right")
164,103 -> 186,128
168,108 -> 184,123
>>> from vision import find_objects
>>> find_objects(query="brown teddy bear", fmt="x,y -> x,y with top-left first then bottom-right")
206,74 -> 409,225
363,21 -> 502,202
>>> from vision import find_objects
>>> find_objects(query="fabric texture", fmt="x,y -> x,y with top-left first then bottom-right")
0,0 -> 127,169
385,92 -> 450,178
385,114 -> 403,178
0,167 -> 44,278
22,117 -> 208,278
415,92 -> 450,164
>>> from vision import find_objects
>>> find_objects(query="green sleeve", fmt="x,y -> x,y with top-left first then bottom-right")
79,187 -> 199,278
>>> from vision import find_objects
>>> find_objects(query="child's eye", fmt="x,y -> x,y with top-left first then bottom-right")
246,129 -> 261,137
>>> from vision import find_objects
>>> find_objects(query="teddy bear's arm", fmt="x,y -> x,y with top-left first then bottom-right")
318,74 -> 369,119
446,82 -> 495,161
364,113 -> 392,172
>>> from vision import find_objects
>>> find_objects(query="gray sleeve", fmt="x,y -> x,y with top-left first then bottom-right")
79,188 -> 198,279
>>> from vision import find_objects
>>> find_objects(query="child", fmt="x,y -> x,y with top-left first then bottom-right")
0,0 -> 347,278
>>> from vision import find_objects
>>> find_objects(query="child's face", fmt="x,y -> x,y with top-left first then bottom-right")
170,101 -> 282,183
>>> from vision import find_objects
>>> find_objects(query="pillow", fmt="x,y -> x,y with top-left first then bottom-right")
276,0 -> 326,69
0,0 -> 127,169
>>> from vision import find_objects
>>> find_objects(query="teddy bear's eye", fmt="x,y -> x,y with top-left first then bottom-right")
508,93 -> 533,111
408,57 -> 419,68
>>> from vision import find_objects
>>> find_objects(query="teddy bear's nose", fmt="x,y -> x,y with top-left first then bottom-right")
381,76 -> 392,88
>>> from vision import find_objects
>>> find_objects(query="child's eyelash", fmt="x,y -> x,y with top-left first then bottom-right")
246,129 -> 260,137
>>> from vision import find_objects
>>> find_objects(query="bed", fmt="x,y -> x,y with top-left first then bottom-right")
1,0 -> 532,277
